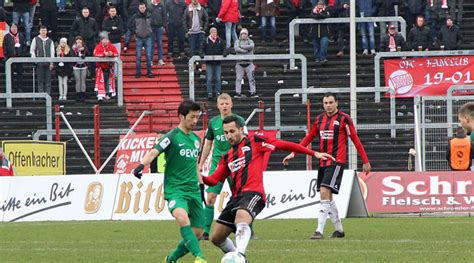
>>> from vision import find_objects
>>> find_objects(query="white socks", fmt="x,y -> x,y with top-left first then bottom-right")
328,200 -> 343,232
235,223 -> 251,255
316,200 -> 330,234
218,238 -> 236,253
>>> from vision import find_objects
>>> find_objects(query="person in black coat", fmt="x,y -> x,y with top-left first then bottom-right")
437,16 -> 462,50
402,0 -> 426,30
70,7 -> 99,77
39,0 -> 58,40
375,0 -> 399,39
3,23 -> 27,92
407,15 -> 432,50
380,23 -> 406,52
200,27 -> 227,99
165,0 -> 186,57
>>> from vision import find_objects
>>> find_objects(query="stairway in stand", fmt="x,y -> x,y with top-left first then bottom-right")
121,35 -> 183,133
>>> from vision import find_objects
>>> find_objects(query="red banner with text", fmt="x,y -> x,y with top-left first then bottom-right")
384,56 -> 474,97
358,171 -> 474,214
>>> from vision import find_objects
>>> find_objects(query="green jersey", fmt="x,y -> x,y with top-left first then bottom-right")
154,128 -> 201,198
205,114 -> 246,172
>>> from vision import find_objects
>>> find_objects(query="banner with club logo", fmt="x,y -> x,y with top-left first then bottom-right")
384,56 -> 474,97
358,171 -> 474,214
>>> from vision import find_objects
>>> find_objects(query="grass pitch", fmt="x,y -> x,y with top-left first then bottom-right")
0,218 -> 473,262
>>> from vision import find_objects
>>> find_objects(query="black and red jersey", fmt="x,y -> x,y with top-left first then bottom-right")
203,134 -> 316,202
298,110 -> 369,167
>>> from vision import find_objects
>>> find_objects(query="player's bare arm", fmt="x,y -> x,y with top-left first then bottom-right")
198,139 -> 213,171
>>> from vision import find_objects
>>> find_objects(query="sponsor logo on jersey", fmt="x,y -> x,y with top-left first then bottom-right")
216,134 -> 227,142
159,137 -> 171,149
180,148 -> 199,158
228,156 -> 246,172
84,182 -> 103,214
261,142 -> 275,150
320,130 -> 334,139
241,146 -> 251,153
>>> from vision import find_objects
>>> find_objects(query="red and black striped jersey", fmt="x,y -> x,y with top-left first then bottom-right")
298,110 -> 369,167
203,134 -> 316,202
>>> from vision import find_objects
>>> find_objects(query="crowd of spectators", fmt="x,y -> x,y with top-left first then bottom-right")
0,0 -> 466,99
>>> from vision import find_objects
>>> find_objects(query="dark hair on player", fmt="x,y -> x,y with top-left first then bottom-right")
223,115 -> 243,128
323,92 -> 338,101
177,100 -> 201,117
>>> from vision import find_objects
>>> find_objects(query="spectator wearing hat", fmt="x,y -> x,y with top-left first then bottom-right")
56,37 -> 73,100
3,23 -> 27,93
94,32 -> 119,101
379,23 -> 406,52
437,16 -> 461,50
255,0 -> 279,43
310,1 -> 330,63
234,28 -> 257,99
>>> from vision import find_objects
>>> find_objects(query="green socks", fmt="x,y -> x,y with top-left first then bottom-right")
180,225 -> 203,257
204,205 -> 214,234
168,239 -> 189,261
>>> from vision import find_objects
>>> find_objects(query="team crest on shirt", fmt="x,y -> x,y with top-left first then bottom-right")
168,200 -> 176,208
228,157 -> 246,172
333,120 -> 340,126
194,140 -> 200,149
320,130 -> 334,139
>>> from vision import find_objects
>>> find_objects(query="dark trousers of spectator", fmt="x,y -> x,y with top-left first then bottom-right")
86,40 -> 96,77
206,63 -> 221,96
136,36 -> 153,75
168,24 -> 185,55
40,7 -> 58,41
260,16 -> 276,42
287,8 -> 304,40
124,16 -> 134,48
312,36 -> 328,61
188,32 -> 203,56
449,0 -> 463,24
152,26 -> 164,61
103,68 -> 110,94
36,63 -> 52,94
12,64 -> 24,92
337,24 -> 348,52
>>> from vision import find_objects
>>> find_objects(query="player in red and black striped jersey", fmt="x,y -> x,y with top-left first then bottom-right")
199,115 -> 334,260
283,92 -> 371,240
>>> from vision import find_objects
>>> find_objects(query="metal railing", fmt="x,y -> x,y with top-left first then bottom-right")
289,16 -> 407,68
188,54 -> 308,102
374,50 -> 474,102
33,128 -> 130,141
0,93 -> 53,140
5,57 -> 124,108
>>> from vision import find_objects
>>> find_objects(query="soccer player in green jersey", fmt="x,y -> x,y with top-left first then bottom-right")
198,93 -> 246,239
133,100 -> 207,263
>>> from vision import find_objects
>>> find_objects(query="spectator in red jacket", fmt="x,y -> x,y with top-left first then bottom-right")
217,0 -> 239,49
0,148 -> 14,176
94,32 -> 118,101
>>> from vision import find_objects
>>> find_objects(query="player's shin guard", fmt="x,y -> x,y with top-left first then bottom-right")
180,226 -> 203,257
204,205 -> 214,234
218,238 -> 236,253
316,200 -> 331,234
328,200 -> 343,232
235,223 -> 251,255
169,240 -> 189,261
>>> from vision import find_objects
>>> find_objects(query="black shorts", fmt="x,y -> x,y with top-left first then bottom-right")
317,164 -> 344,194
216,191 -> 265,231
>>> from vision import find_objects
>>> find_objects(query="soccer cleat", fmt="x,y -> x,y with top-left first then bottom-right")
163,256 -> 176,263
202,232 -> 209,240
194,256 -> 207,263
310,231 -> 323,240
331,230 -> 345,238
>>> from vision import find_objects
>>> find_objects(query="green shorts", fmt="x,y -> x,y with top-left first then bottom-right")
206,176 -> 232,194
167,194 -> 205,228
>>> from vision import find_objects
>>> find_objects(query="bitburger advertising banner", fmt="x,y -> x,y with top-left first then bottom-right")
358,171 -> 474,214
384,56 -> 474,97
